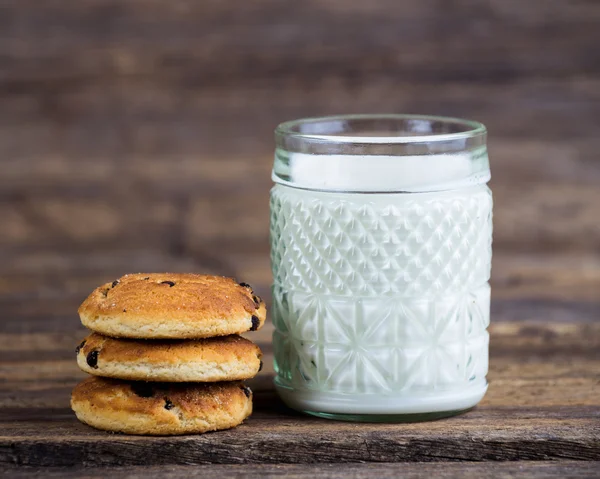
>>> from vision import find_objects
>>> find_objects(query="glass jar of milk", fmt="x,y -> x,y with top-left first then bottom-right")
270,114 -> 492,421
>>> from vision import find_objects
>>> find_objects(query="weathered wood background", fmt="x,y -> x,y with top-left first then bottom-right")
1,0 -> 599,477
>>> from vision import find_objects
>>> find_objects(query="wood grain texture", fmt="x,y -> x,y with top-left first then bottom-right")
2,462 -> 600,479
1,0 -> 598,81
1,406 -> 599,466
0,0 -> 599,263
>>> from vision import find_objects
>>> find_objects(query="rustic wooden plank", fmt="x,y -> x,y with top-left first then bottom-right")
492,183 -> 600,254
1,404 -> 598,466
3,180 -> 600,254
0,86 -> 598,256
2,175 -> 600,275
490,253 -> 600,302
1,251 -> 598,305
0,1 -> 598,263
3,461 -> 600,479
1,81 -> 599,185
1,0 -> 598,86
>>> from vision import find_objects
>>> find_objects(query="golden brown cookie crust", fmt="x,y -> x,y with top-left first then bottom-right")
76,333 -> 263,382
71,376 -> 253,435
78,273 -> 266,339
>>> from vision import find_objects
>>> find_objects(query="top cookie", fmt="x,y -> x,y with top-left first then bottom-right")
78,273 -> 266,339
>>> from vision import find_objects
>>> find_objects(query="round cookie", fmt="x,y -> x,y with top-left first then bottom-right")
78,273 -> 266,339
71,376 -> 253,435
76,333 -> 263,382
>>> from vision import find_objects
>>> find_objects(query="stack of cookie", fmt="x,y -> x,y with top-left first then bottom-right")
70,273 -> 266,435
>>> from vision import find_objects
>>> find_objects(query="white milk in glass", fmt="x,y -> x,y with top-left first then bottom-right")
270,115 -> 492,419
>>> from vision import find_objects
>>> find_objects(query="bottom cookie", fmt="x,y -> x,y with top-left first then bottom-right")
71,376 -> 253,435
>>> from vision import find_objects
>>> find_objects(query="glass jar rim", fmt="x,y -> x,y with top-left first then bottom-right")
275,113 -> 486,145
273,113 -> 490,193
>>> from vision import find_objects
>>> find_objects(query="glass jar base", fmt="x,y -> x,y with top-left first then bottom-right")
301,408 -> 474,423
275,380 -> 487,418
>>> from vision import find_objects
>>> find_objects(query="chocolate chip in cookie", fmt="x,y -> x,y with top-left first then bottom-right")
86,350 -> 99,369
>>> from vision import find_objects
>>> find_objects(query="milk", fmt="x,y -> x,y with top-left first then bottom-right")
278,151 -> 490,192
270,150 -> 492,417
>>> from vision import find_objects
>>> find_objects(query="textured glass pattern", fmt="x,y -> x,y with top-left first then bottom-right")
271,187 -> 492,297
270,185 -> 493,399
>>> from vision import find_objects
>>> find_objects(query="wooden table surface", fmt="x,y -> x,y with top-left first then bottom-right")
1,285 -> 599,477
1,0 -> 599,477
